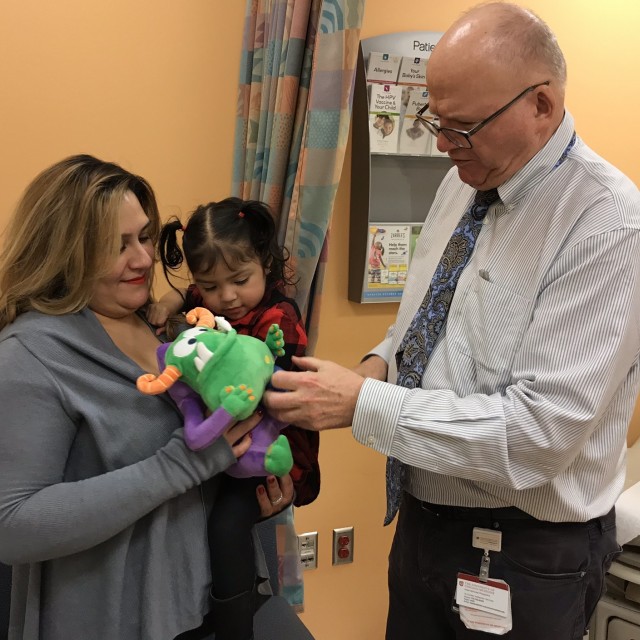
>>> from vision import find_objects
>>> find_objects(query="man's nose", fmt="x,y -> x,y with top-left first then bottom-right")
435,131 -> 456,154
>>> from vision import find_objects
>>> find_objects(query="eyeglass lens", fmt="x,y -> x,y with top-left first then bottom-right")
418,116 -> 470,149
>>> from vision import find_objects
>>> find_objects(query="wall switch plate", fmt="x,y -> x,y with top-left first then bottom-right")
297,531 -> 318,570
332,526 -> 354,565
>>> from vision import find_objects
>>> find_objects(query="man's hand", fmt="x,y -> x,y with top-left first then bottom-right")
263,356 -> 366,431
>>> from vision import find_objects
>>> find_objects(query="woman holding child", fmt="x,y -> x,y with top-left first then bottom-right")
0,154 -> 293,640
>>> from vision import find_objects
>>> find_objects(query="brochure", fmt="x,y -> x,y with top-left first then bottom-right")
366,51 -> 401,84
366,224 -> 411,287
397,56 -> 428,86
368,83 -> 402,154
398,87 -> 431,155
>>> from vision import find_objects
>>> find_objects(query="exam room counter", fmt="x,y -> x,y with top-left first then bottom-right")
589,436 -> 640,640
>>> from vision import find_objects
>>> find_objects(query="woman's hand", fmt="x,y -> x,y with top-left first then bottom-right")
257,474 -> 294,518
222,412 -> 262,458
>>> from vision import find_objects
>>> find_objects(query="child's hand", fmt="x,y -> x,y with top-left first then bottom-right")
146,303 -> 171,328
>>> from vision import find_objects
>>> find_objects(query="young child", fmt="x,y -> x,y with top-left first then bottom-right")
148,197 -> 319,639
368,231 -> 386,284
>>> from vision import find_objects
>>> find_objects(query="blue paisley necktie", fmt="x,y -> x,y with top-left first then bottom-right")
384,132 -> 577,526
384,188 -> 500,525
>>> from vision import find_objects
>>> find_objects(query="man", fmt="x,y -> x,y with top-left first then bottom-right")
264,3 -> 640,638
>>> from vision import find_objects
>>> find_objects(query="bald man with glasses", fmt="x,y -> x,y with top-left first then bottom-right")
264,3 -> 640,638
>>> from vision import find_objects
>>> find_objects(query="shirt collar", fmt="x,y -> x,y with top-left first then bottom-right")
497,110 -> 576,209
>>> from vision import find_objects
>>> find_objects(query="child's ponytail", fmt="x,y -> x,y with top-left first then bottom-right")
158,218 -> 185,291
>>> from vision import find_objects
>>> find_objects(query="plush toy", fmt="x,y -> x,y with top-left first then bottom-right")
136,307 -> 293,478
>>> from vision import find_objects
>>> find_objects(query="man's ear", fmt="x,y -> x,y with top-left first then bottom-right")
534,84 -> 556,121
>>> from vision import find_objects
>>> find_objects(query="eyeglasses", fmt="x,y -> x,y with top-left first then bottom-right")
415,81 -> 550,149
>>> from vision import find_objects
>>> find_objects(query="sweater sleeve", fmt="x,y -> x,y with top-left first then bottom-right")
0,337 -> 236,564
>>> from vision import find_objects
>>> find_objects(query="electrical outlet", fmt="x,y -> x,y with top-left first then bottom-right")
332,526 -> 354,565
297,531 -> 318,570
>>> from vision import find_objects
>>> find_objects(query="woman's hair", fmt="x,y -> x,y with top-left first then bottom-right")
0,154 -> 160,329
159,197 -> 295,295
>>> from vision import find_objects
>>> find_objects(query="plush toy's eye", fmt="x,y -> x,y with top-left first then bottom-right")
172,327 -> 207,358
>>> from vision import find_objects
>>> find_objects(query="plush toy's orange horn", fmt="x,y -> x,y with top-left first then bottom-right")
185,306 -> 215,328
136,365 -> 182,395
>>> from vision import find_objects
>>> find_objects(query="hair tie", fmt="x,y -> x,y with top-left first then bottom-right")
181,225 -> 186,232
238,212 -> 245,218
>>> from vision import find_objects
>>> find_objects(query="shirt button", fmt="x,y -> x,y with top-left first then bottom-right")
367,435 -> 376,445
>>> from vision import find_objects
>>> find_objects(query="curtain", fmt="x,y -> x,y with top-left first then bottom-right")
231,0 -> 365,608
232,0 -> 365,349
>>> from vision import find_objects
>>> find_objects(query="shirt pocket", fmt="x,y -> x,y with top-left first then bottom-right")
455,275 -> 532,390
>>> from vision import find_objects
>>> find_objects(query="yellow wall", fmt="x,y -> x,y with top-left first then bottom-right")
1,2 -> 639,640
0,1 -> 246,227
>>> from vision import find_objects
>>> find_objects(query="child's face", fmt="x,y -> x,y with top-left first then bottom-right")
193,256 -> 267,321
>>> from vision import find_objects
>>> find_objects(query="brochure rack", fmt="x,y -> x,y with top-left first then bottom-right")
348,31 -> 452,303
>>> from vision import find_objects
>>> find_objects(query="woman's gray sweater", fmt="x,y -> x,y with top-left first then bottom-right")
0,309 -> 265,639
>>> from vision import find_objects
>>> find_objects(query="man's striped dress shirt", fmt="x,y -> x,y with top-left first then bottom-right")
352,112 -> 640,522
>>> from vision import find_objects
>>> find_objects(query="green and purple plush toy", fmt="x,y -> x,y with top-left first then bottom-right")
136,307 -> 293,478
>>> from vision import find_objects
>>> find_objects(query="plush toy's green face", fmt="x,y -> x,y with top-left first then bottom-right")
164,325 -> 275,414
166,326 -> 234,385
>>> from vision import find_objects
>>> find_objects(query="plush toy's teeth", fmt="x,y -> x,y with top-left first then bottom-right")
214,316 -> 232,332
194,343 -> 214,372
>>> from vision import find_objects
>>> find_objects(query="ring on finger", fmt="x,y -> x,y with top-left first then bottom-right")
270,494 -> 284,505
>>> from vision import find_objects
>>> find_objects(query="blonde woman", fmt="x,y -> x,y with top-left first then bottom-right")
0,155 -> 292,640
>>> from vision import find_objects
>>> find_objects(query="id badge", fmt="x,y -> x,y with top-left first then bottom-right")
454,573 -> 512,635
472,527 -> 502,553
452,527 -> 512,635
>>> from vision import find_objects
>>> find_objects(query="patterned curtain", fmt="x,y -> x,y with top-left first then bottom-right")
232,0 -> 365,350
